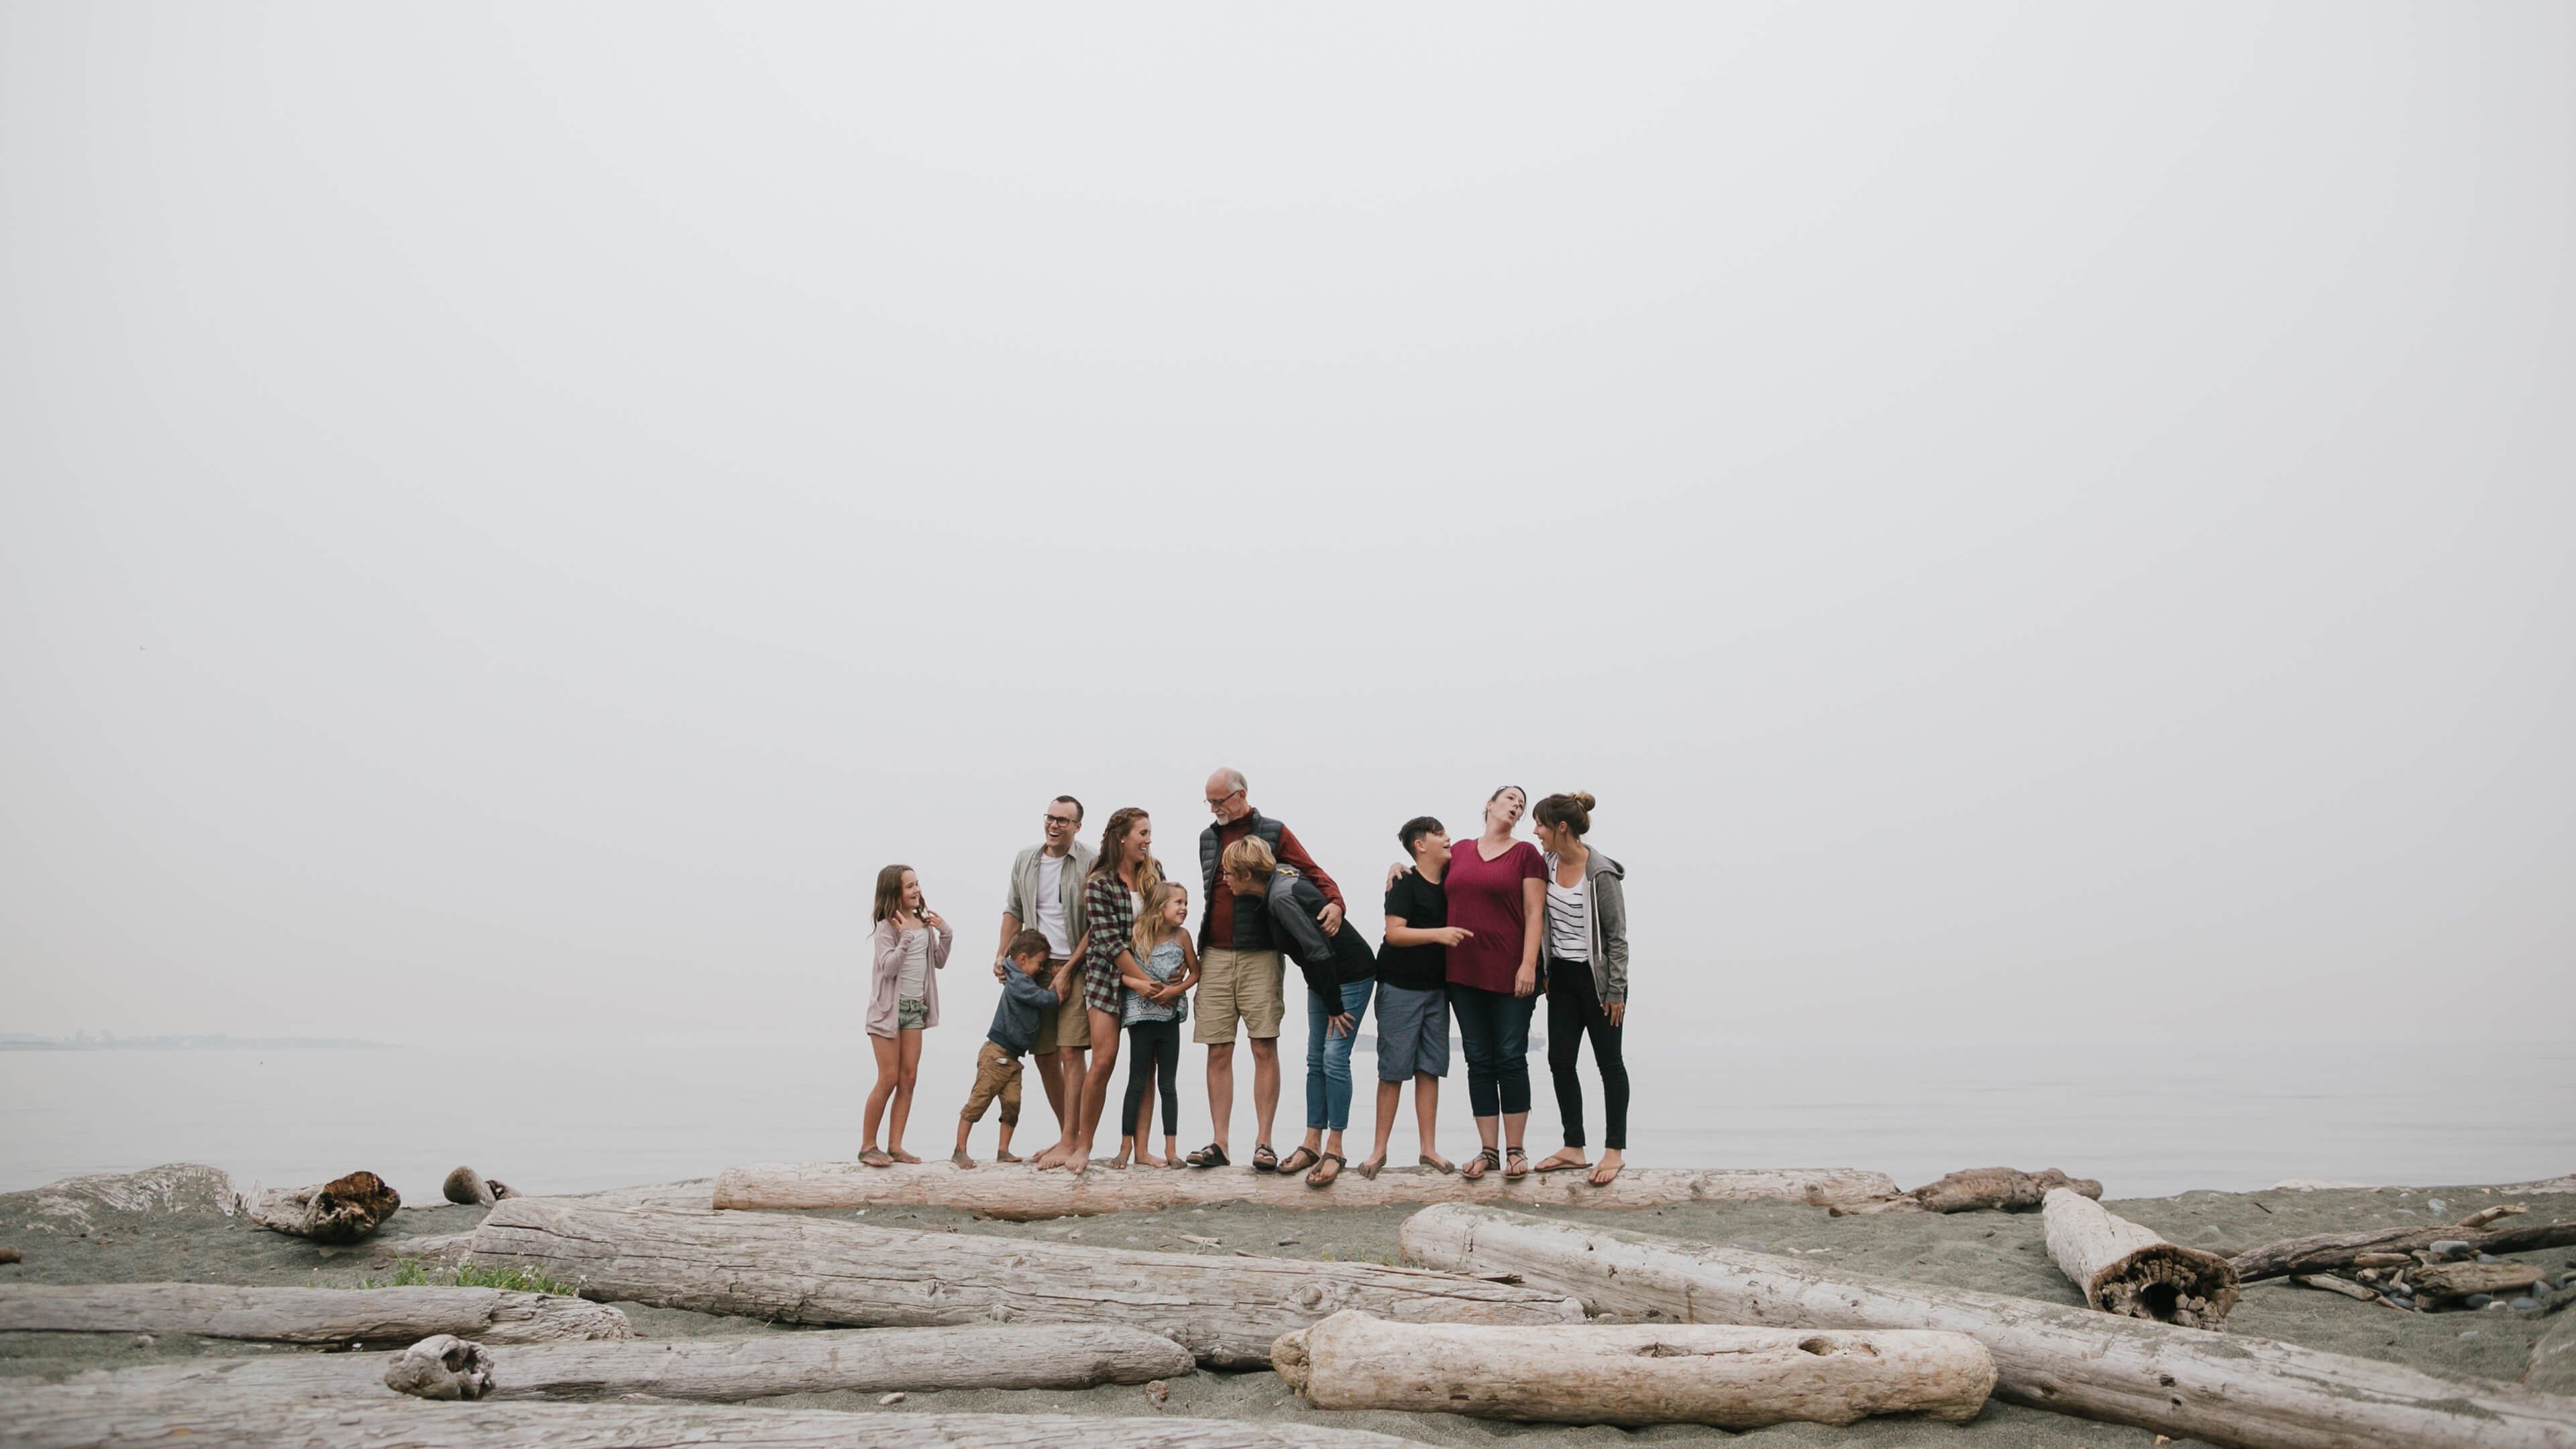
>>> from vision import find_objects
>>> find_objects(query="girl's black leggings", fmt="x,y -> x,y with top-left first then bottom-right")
1545,958 -> 1629,1150
1122,1018 -> 1181,1138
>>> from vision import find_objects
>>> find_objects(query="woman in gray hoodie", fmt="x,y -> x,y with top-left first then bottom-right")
1528,792 -> 1630,1187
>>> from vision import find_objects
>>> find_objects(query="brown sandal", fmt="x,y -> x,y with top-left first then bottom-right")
1305,1152 -> 1345,1188
1277,1146 -> 1322,1177
1504,1146 -> 1529,1179
1461,1147 -> 1501,1181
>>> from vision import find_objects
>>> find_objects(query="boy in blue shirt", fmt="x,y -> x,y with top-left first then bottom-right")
953,929 -> 1067,1167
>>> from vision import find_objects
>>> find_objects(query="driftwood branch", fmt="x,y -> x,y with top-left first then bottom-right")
710,1161 -> 1898,1219
2231,1209 -> 2576,1281
242,1171 -> 399,1243
2041,1187 -> 2238,1328
0,1282 -> 630,1345
1400,1203 -> 2576,1449
1273,1310 -> 1993,1426
1907,1166 -> 2102,1213
380,1323 -> 1194,1400
465,1196 -> 1578,1368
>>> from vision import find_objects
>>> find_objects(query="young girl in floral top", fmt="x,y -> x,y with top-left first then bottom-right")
1116,881 -> 1197,1168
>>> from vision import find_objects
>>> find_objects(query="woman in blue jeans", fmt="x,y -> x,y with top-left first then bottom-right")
1222,836 -> 1376,1187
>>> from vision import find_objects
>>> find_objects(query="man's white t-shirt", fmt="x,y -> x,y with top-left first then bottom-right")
1034,853 -> 1073,959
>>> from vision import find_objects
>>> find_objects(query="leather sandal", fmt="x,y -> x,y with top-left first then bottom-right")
1461,1146 -> 1501,1180
1185,1142 -> 1230,1169
1504,1146 -> 1530,1179
1305,1152 -> 1345,1188
1250,1143 -> 1280,1173
1277,1146 -> 1322,1177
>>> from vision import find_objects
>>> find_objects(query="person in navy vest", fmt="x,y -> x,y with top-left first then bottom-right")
1184,767 -> 1345,1171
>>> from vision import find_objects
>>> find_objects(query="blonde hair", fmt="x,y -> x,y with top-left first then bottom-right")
1133,881 -> 1187,956
1220,835 -> 1277,883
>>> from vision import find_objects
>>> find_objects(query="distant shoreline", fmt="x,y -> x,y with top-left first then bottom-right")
0,1034 -> 384,1052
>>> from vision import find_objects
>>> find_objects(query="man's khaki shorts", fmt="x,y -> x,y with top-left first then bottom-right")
1029,960 -> 1090,1053
1193,947 -> 1285,1044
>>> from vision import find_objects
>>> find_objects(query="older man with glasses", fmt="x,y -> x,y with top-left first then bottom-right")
1185,768 -> 1344,1172
995,795 -> 1093,1163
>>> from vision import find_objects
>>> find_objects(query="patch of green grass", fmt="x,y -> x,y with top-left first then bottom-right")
356,1258 -> 582,1297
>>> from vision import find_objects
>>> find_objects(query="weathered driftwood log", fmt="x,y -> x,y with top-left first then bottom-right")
1272,1309 -> 1993,1427
1907,1166 -> 2102,1214
2231,1211 -> 2576,1281
1400,1204 -> 2576,1449
2461,1203 -> 2532,1230
5,1163 -> 242,1237
243,1171 -> 399,1243
0,1282 -> 631,1345
2533,1309 -> 2576,1395
0,1391 -> 1424,1449
383,1323 -> 1196,1400
2412,1261 -> 2550,1303
466,1196 -> 1578,1368
710,1161 -> 1898,1219
2041,1186 -> 2238,1328
443,1167 -> 517,1206
2292,1273 -> 2385,1303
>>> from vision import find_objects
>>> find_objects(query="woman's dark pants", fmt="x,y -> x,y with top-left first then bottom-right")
1545,957 -> 1627,1150
1448,982 -> 1536,1118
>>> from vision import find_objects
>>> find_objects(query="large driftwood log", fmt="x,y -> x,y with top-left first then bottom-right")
243,1170 -> 399,1243
2041,1186 -> 2239,1328
382,1322 -> 1194,1399
466,1196 -> 1578,1368
0,1282 -> 631,1345
0,1389 -> 1424,1449
1400,1204 -> 2576,1449
710,1161 -> 1898,1219
2411,1261 -> 2551,1303
2232,1210 -> 2576,1281
1273,1309 -> 1993,1426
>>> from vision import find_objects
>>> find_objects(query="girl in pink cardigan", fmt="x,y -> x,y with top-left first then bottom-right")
860,864 -> 952,1167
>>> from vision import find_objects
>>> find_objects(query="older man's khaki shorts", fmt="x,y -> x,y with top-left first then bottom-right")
1193,948 -> 1285,1044
1029,960 -> 1090,1053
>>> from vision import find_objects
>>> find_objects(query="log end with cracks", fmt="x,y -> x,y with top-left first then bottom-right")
2092,1244 -> 2241,1329
385,1334 -> 494,1400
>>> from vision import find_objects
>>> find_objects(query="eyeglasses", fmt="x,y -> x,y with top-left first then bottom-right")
1044,815 -> 1079,828
1204,788 -> 1243,812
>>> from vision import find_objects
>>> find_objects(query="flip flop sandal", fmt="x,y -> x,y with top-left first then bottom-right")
1277,1146 -> 1322,1177
1185,1143 -> 1230,1169
1419,1152 -> 1456,1175
1305,1152 -> 1346,1188
1532,1153 -> 1591,1174
1250,1144 -> 1281,1173
1462,1147 -> 1501,1180
1589,1161 -> 1624,1187
1504,1147 -> 1530,1179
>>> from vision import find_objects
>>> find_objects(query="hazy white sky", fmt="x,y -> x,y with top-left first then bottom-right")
3,3 -> 2569,1050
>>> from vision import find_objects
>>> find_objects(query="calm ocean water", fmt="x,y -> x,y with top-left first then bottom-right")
3,1032 -> 2568,1203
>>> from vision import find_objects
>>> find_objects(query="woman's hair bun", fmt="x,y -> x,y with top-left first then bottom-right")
1573,791 -> 1597,812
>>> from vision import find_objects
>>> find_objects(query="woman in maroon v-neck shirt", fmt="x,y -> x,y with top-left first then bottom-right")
1440,786 -> 1547,1179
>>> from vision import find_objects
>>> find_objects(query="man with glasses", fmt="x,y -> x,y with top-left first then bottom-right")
996,795 -> 1093,1161
1186,768 -> 1344,1171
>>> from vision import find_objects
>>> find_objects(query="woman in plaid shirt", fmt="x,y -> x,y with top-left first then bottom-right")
1051,806 -> 1162,1174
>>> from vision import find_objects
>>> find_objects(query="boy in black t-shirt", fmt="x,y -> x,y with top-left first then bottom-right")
1358,816 -> 1471,1177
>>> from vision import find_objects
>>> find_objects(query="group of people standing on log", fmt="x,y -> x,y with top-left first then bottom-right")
859,770 -> 1631,1189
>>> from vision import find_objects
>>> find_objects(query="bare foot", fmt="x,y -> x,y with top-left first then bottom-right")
1355,1153 -> 1386,1180
1418,1151 -> 1456,1174
1031,1142 -> 1072,1171
950,1151 -> 977,1169
890,1149 -> 921,1165
1530,1148 -> 1589,1174
1065,1149 -> 1091,1176
1136,1152 -> 1167,1169
995,1150 -> 1022,1164
858,1147 -> 893,1168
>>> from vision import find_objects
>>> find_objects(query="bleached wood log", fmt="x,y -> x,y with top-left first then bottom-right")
2231,1213 -> 2576,1281
443,1167 -> 517,1206
1907,1166 -> 2101,1213
1400,1203 -> 2576,1449
2041,1186 -> 2239,1328
1272,1309 -> 1992,1426
0,1389 -> 1422,1449
0,1282 -> 631,1345
710,1160 -> 1898,1219
2292,1273 -> 2383,1303
243,1171 -> 399,1243
2532,1311 -> 2576,1395
383,1323 -> 1197,1399
466,1196 -> 1579,1368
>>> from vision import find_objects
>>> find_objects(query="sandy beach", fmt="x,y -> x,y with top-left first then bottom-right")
5,1164 -> 2570,1446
